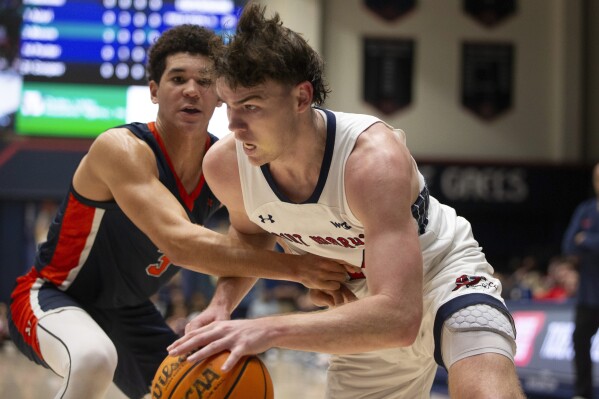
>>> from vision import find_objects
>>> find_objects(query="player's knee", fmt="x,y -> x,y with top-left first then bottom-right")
70,339 -> 118,383
441,303 -> 516,369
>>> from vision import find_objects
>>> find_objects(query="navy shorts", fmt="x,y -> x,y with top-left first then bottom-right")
10,279 -> 177,399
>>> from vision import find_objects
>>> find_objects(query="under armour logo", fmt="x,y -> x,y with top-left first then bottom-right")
258,214 -> 275,223
330,221 -> 351,230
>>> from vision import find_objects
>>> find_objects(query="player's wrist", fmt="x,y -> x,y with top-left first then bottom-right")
208,296 -> 235,316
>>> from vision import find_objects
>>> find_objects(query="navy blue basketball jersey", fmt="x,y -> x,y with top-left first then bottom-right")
32,122 -> 221,308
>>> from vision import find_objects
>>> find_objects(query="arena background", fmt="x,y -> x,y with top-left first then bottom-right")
1,0 -> 599,397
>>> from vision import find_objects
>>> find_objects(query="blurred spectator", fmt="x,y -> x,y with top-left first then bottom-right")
502,255 -> 542,301
562,162 -> 599,399
533,256 -> 578,302
247,279 -> 311,319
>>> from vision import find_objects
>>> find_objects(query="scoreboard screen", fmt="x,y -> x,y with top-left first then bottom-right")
0,0 -> 242,138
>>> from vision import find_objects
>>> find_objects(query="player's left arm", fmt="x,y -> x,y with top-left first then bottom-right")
335,121 -> 424,346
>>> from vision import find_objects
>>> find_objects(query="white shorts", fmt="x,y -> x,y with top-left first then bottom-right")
325,197 -> 515,399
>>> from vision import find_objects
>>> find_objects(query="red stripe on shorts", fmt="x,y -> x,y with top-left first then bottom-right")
10,268 -> 43,358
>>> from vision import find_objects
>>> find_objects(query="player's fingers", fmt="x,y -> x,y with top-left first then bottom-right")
309,290 -> 329,307
184,318 -> 205,334
326,258 -> 360,274
184,322 -> 194,334
183,334 -> 230,363
326,289 -> 345,306
340,285 -> 358,303
317,266 -> 349,283
168,335 -> 188,351
344,265 -> 362,274
168,335 -> 196,354
168,325 -> 213,353
221,351 -> 243,372
318,279 -> 342,291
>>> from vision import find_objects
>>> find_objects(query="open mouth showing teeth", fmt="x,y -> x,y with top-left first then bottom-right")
244,143 -> 256,150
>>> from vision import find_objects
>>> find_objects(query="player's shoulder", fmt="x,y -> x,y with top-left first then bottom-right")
346,122 -> 413,185
93,126 -> 146,151
204,134 -> 237,178
354,122 -> 405,157
87,126 -> 154,168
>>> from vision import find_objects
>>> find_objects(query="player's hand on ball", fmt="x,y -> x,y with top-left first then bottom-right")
185,304 -> 230,334
168,318 -> 271,373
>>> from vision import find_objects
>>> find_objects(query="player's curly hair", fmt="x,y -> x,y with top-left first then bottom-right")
216,2 -> 330,106
146,24 -> 224,83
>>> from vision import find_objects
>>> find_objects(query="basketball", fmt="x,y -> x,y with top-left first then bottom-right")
151,351 -> 274,399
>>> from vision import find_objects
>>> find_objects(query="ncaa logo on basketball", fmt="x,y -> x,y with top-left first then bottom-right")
151,352 -> 274,399
181,367 -> 223,399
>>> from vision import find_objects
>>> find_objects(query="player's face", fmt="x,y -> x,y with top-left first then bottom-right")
217,78 -> 300,166
150,53 -> 221,134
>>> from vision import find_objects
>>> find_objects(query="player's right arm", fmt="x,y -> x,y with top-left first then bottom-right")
72,128 -> 348,289
191,133 -> 289,323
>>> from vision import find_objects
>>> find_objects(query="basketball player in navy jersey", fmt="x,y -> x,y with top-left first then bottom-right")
169,4 -> 525,399
8,25 -> 351,399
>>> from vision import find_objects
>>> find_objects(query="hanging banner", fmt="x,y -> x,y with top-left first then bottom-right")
464,0 -> 516,27
461,41 -> 514,120
363,0 -> 417,22
363,37 -> 414,115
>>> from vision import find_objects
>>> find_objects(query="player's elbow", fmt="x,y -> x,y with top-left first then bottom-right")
158,240 -> 189,267
381,296 -> 423,348
396,309 -> 422,347
156,230 -> 204,268
405,308 -> 423,345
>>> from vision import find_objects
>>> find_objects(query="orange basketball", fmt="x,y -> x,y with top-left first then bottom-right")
151,351 -> 274,399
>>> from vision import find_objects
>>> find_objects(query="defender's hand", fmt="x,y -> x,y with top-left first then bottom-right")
295,253 -> 358,290
309,285 -> 358,308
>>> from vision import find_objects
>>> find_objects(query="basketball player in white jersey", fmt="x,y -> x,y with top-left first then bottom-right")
169,4 -> 525,398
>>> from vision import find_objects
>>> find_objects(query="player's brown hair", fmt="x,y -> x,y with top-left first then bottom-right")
216,2 -> 330,106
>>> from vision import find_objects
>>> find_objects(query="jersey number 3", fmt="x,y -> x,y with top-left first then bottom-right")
146,253 -> 172,277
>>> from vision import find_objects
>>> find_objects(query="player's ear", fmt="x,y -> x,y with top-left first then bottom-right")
149,80 -> 159,104
295,81 -> 313,112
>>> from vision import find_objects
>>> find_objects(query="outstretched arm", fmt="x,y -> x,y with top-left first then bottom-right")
73,128 -> 349,289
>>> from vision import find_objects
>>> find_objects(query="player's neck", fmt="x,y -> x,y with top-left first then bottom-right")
268,109 -> 326,202
153,119 -> 208,190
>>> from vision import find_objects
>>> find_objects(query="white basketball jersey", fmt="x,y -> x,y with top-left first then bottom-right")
236,109 -> 509,399
236,109 -> 423,275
